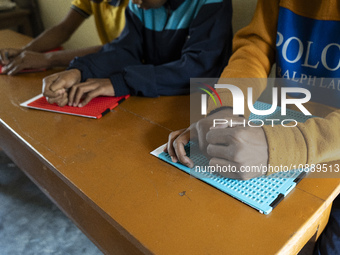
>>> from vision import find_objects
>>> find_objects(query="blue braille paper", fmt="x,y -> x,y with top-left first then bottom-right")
152,102 -> 316,214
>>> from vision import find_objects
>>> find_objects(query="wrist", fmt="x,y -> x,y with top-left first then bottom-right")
44,52 -> 56,68
71,68 -> 82,83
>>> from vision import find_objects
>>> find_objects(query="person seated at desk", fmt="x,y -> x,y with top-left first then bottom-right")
42,0 -> 233,107
0,0 -> 129,75
166,0 -> 340,253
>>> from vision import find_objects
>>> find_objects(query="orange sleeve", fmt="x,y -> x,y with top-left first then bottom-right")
263,109 -> 340,174
208,0 -> 280,118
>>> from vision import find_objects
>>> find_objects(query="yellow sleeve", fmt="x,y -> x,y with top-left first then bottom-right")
263,109 -> 340,174
71,0 -> 93,17
208,0 -> 280,118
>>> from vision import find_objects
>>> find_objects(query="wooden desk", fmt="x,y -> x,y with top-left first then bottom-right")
0,8 -> 32,36
0,30 -> 340,255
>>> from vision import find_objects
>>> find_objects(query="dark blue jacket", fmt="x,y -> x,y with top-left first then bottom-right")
69,0 -> 233,97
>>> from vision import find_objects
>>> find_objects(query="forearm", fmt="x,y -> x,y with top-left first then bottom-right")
23,9 -> 85,53
22,26 -> 72,53
45,46 -> 102,67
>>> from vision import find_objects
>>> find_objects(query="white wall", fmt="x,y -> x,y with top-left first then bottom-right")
37,0 -> 100,49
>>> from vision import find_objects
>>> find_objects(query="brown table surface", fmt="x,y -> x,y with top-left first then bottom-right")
0,30 -> 340,255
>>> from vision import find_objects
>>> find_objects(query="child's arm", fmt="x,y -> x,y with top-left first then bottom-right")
0,8 -> 101,75
1,8 -> 84,63
2,46 -> 102,75
23,9 -> 85,53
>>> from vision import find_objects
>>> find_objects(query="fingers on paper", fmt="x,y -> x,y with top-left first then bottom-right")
3,58 -> 25,75
166,128 -> 194,168
68,82 -> 100,107
68,79 -> 114,107
46,93 -> 68,107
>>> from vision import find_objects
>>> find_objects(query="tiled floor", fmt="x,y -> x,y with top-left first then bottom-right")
0,151 -> 102,255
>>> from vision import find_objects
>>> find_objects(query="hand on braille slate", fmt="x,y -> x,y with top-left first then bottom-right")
165,107 -> 268,179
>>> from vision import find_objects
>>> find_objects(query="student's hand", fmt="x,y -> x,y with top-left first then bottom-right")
1,50 -> 52,75
165,108 -> 245,167
68,78 -> 115,107
205,126 -> 268,180
42,69 -> 81,107
0,48 -> 21,65
165,108 -> 268,180
164,126 -> 194,167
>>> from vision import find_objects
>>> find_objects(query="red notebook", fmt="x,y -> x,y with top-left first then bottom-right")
0,47 -> 63,74
20,94 -> 130,119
